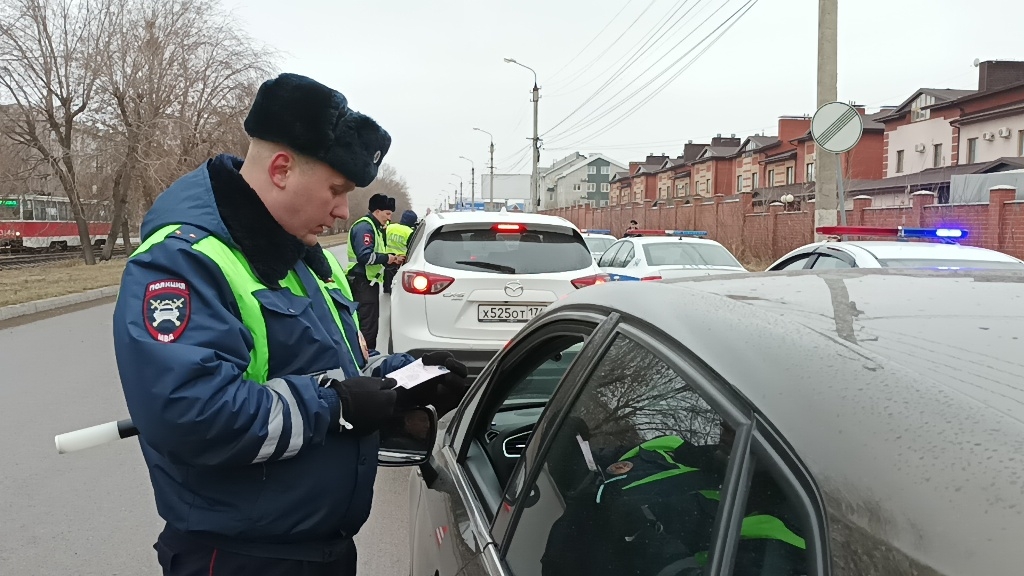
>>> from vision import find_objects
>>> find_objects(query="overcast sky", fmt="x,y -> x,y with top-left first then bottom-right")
225,0 -> 1023,214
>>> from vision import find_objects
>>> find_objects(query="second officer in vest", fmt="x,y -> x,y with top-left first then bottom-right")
112,73 -> 469,576
347,194 -> 398,350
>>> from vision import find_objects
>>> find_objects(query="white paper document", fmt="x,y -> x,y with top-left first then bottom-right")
388,358 -> 450,389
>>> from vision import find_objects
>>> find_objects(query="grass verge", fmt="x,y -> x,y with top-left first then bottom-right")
0,234 -> 348,308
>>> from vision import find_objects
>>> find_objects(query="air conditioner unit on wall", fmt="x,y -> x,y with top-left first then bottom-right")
998,127 -> 1012,138
982,132 -> 995,141
914,143 -> 926,153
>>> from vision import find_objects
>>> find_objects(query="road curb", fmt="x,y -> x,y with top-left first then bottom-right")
0,285 -> 119,322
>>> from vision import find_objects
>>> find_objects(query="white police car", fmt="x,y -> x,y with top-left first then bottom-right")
597,229 -> 747,281
767,226 -> 1024,271
579,229 -> 617,261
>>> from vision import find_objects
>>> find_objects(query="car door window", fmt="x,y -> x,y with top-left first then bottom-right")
774,254 -> 813,270
611,244 -> 634,268
729,445 -> 813,576
504,333 -> 737,576
810,253 -> 853,269
597,242 -> 625,268
461,329 -> 592,517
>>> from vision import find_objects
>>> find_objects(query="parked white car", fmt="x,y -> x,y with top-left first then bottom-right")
597,230 -> 747,281
579,229 -> 617,261
766,226 -> 1024,271
388,211 -> 607,377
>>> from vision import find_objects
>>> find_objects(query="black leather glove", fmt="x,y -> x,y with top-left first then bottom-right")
392,352 -> 470,418
322,376 -> 397,434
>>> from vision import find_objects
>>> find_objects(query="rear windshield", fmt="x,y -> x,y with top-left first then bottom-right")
425,225 -> 594,274
878,258 -> 1024,270
643,242 -> 743,267
584,237 -> 615,253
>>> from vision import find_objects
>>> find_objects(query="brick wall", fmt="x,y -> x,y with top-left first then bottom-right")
548,186 -> 1024,267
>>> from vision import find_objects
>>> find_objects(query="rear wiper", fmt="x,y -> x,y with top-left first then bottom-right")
455,260 -> 517,274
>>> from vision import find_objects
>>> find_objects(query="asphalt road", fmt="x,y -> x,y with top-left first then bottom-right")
0,245 -> 412,575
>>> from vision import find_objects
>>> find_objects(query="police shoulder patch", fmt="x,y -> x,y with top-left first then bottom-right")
144,279 -> 191,343
363,233 -> 373,246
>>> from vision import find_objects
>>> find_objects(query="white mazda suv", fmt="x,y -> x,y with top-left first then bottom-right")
388,211 -> 607,378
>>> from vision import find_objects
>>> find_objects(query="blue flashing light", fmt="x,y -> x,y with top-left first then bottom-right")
666,230 -> 708,237
900,227 -> 967,239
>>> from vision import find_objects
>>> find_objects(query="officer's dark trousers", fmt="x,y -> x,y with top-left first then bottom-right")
349,272 -> 380,351
155,525 -> 356,576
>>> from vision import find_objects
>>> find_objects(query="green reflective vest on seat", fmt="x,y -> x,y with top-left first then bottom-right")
608,435 -> 807,559
385,223 -> 413,256
346,216 -> 386,284
132,224 -> 360,383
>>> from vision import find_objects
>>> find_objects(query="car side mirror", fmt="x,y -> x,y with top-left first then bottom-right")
378,406 -> 438,467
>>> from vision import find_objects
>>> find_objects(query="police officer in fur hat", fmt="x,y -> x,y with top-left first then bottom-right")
112,73 -> 469,575
347,193 -> 399,350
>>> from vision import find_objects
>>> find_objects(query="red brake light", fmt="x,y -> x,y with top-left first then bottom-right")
492,223 -> 526,233
571,273 -> 610,289
641,276 -> 663,281
402,270 -> 454,295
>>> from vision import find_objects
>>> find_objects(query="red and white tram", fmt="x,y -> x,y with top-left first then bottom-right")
0,195 -> 114,251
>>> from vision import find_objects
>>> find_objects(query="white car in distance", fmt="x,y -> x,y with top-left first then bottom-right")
598,230 -> 748,281
389,211 -> 607,377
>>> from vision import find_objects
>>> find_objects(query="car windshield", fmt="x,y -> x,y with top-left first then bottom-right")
424,224 -> 594,274
584,237 -> 615,253
878,258 -> 1024,270
643,241 -> 743,267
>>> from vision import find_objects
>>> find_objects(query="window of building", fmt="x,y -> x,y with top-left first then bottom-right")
805,162 -> 815,183
786,167 -> 795,185
911,93 -> 935,122
588,166 -> 597,174
601,183 -> 610,192
752,172 -> 759,189
1018,130 -> 1023,157
573,184 -> 581,191
896,150 -> 905,173
601,166 -> 611,174
737,174 -> 744,192
933,143 -> 943,168
967,138 -> 978,164
706,179 -> 713,194
587,183 -> 596,192
767,169 -> 775,187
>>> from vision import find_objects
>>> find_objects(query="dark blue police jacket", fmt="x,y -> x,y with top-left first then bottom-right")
112,156 -> 413,560
348,213 -> 389,276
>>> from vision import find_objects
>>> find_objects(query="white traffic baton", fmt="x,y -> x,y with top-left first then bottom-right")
55,419 -> 138,454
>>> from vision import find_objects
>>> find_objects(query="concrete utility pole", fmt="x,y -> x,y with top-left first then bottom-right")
815,0 -> 839,239
474,128 -> 495,211
504,58 -> 540,213
459,156 -> 475,211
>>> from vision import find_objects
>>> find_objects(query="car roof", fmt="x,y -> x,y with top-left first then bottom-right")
811,240 -> 1022,262
425,211 -> 575,227
549,268 -> 1024,572
581,233 -> 616,239
623,236 -> 725,246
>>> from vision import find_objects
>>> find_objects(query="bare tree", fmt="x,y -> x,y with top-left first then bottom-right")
337,163 -> 414,233
0,0 -> 112,263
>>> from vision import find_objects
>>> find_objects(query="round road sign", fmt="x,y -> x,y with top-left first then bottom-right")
811,101 -> 864,154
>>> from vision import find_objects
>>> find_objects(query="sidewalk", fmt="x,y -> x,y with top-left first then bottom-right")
0,235 -> 348,322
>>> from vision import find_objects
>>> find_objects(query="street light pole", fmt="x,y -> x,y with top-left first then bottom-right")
504,58 -> 540,213
449,174 -> 463,210
473,127 -> 495,210
459,156 -> 475,211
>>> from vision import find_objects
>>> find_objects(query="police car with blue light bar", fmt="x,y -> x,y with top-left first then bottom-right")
597,229 -> 748,281
766,226 -> 1024,271
579,229 -> 617,261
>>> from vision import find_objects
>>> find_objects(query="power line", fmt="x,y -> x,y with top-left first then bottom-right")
545,1 -> 636,86
546,0 -> 659,96
543,0 -> 701,135
545,0 -> 741,145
